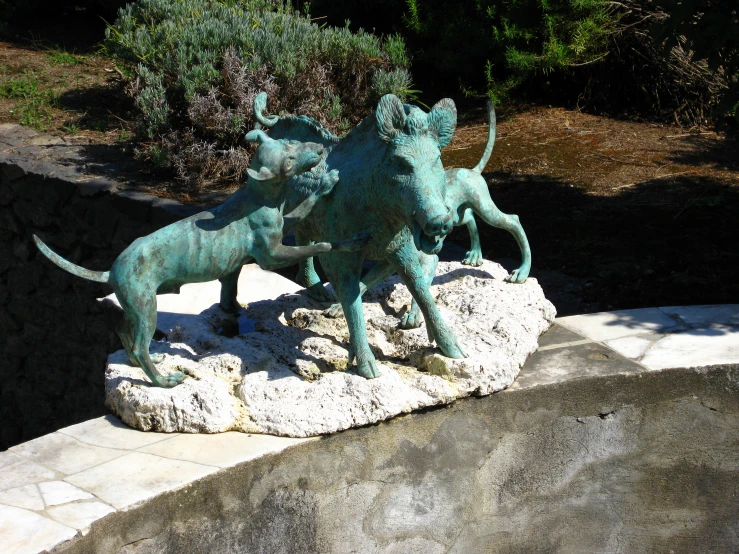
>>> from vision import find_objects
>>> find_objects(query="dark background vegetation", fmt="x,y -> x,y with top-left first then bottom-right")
298,0 -> 737,125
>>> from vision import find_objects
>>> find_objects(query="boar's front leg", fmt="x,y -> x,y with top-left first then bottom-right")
388,237 -> 467,359
321,251 -> 380,379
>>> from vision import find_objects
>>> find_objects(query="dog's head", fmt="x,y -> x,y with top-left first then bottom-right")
245,130 -> 324,184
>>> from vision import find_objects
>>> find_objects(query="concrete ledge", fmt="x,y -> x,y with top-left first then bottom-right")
1,364 -> 731,553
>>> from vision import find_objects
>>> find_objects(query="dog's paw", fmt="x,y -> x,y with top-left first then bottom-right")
319,170 -> 340,195
506,266 -> 530,283
162,371 -> 185,388
304,282 -> 336,302
462,249 -> 484,266
324,302 -> 344,318
400,310 -> 423,329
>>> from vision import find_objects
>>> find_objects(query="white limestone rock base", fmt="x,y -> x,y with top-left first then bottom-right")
105,261 -> 556,437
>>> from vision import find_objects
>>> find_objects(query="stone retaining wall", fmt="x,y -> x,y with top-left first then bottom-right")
55,364 -> 739,554
0,158 -> 196,450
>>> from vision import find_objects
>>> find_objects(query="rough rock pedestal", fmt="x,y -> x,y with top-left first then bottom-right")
105,260 -> 556,436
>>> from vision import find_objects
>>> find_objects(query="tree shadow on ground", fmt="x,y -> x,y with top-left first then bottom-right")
665,135 -> 739,171
445,169 -> 739,316
56,84 -> 136,135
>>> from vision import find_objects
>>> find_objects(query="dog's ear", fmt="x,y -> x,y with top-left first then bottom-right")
247,167 -> 276,181
244,129 -> 272,145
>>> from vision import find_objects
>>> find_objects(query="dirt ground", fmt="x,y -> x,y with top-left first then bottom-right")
2,38 -> 738,316
444,106 -> 739,314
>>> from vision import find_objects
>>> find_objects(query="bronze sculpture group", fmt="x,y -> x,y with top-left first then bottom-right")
34,93 -> 531,388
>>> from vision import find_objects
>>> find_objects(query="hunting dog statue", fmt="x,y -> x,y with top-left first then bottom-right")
34,131 -> 366,388
254,92 -> 464,380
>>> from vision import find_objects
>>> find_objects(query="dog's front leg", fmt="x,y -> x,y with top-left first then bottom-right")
388,238 -> 466,359
257,242 -> 333,271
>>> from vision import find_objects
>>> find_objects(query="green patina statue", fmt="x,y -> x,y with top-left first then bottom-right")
34,131 -> 367,388
254,92 -> 466,379
323,101 -> 532,329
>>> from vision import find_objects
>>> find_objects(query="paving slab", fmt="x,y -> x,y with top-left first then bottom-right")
659,304 -> 739,328
0,452 -> 56,492
557,308 -> 684,342
136,432 -> 313,468
57,415 -> 173,451
603,334 -> 660,361
0,504 -> 76,554
9,433 -> 127,476
45,501 -> 115,532
38,481 -> 94,507
640,327 -> 739,370
509,340 -> 643,390
535,323 -> 587,348
0,484 -> 44,511
63,452 -> 218,510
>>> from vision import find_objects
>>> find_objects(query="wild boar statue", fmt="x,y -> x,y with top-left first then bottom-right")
249,92 -> 466,379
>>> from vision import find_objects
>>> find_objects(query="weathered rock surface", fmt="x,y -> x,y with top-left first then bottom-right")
105,260 -> 556,436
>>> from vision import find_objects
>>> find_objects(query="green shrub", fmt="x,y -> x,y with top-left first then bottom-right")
302,0 -> 734,125
399,0 -> 614,104
105,0 -> 412,187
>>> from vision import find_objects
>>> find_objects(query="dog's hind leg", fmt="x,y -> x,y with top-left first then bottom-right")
467,181 -> 531,283
460,208 -> 484,267
219,269 -> 241,313
115,316 -> 139,367
122,290 -> 184,388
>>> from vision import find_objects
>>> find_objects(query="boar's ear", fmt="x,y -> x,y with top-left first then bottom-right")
427,98 -> 457,148
244,129 -> 272,145
376,94 -> 406,143
247,167 -> 276,181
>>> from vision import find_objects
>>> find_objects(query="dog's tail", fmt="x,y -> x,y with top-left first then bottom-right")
253,92 -> 279,129
33,235 -> 110,283
472,100 -> 497,174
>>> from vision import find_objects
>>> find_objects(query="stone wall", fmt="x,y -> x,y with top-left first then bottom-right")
55,364 -> 739,553
0,159 -> 196,450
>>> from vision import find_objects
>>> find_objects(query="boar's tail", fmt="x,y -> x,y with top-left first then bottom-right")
33,235 -> 110,283
472,100 -> 497,174
253,92 -> 279,129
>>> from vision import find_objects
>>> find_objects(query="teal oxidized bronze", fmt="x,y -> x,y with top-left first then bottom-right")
324,100 -> 532,328
254,92 -> 465,379
33,132 -> 367,388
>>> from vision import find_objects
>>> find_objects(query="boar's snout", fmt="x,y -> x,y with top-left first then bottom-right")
423,212 -> 453,238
